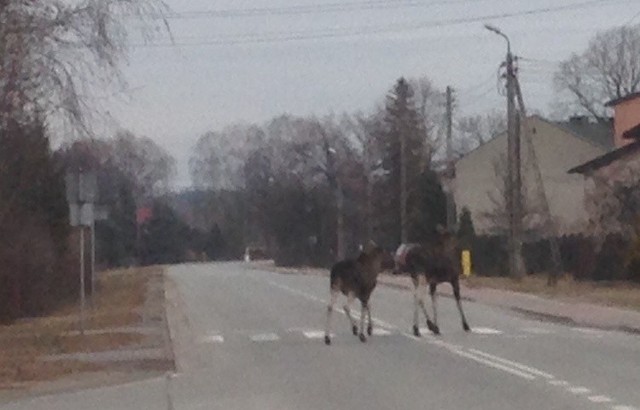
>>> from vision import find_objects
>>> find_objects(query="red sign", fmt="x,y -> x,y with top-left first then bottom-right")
136,207 -> 153,225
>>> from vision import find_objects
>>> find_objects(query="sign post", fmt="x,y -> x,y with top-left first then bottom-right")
66,171 -> 97,335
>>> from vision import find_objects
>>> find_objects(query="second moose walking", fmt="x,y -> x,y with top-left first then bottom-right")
394,226 -> 471,336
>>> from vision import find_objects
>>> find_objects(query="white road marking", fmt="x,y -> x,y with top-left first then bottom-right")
401,332 -> 421,341
472,327 -> 503,335
567,386 -> 591,395
263,279 -> 396,329
574,328 -> 604,336
450,350 -> 536,380
549,380 -> 570,386
201,334 -> 224,343
612,406 -> 638,410
588,395 -> 613,403
251,333 -> 280,342
303,330 -> 329,339
522,327 -> 553,335
468,349 -> 555,379
372,328 -> 392,336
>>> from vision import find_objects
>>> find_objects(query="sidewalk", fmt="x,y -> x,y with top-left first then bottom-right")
378,274 -> 640,334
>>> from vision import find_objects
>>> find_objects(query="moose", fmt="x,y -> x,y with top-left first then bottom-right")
324,241 -> 386,345
394,226 -> 470,336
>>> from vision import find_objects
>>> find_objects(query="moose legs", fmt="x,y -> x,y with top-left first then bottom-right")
324,289 -> 338,345
343,292 -> 358,335
412,275 -> 439,336
452,278 -> 471,332
325,289 -> 373,344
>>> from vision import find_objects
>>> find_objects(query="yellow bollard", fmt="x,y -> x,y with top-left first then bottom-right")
461,250 -> 472,277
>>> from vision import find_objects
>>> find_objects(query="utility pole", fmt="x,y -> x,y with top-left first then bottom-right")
507,51 -> 525,279
445,86 -> 456,231
514,76 -> 563,286
486,24 -> 524,279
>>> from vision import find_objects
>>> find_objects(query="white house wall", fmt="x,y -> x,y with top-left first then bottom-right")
453,116 -> 608,236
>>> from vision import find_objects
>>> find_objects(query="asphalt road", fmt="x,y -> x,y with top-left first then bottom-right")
3,262 -> 640,410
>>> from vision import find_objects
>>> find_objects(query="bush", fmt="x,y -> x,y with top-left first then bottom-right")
471,235 -> 508,277
591,234 -> 628,281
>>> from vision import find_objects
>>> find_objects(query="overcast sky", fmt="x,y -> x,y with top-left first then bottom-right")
102,0 -> 639,188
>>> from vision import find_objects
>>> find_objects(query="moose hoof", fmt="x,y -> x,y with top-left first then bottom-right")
413,325 -> 421,337
359,333 -> 367,343
324,335 -> 331,345
463,322 -> 471,332
427,320 -> 440,335
367,325 -> 373,336
352,325 -> 358,336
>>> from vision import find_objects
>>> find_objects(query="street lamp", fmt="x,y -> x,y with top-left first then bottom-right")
484,23 -> 524,279
484,24 -> 511,55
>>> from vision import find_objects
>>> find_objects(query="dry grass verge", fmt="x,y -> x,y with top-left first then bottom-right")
464,274 -> 640,311
0,266 -> 168,387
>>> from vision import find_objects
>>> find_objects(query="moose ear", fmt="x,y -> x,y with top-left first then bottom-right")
363,240 -> 377,253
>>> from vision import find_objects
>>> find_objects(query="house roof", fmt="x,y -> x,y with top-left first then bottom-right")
568,140 -> 640,174
455,115 -> 612,165
622,122 -> 640,140
553,118 -> 614,150
604,92 -> 640,107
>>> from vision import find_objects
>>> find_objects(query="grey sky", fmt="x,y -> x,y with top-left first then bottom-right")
104,0 -> 640,188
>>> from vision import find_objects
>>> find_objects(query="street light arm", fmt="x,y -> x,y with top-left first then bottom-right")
484,23 -> 511,54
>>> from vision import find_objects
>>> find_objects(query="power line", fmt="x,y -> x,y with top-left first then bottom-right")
625,9 -> 640,25
161,0 -> 488,20
133,0 -> 629,48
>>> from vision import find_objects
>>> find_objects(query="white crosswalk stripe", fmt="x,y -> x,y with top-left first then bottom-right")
251,333 -> 280,342
472,327 -> 503,335
302,330 -> 328,339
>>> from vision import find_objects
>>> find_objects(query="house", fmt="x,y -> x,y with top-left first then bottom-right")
453,115 -> 613,236
568,93 -> 640,237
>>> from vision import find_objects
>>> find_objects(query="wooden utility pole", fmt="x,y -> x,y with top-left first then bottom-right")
445,86 -> 456,231
514,76 -> 563,286
506,49 -> 525,279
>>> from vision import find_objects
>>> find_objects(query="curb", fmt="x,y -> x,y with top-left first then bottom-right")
510,306 -> 640,335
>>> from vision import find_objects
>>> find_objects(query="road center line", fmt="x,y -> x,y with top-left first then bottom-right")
449,350 -> 536,380
262,278 -> 396,329
467,349 -> 555,379
261,275 -> 556,384
588,395 -> 613,403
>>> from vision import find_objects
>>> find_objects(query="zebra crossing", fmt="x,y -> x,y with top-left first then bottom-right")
197,325 -> 609,345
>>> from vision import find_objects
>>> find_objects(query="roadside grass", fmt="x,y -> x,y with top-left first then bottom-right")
0,266 -> 163,387
464,274 -> 640,311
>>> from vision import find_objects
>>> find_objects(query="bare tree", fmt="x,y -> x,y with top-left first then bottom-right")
554,25 -> 640,121
190,124 -> 263,190
410,77 -> 444,169
455,110 -> 506,157
0,0 -> 170,134
109,130 -> 176,200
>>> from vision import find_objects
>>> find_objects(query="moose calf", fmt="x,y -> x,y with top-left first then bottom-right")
325,242 -> 386,345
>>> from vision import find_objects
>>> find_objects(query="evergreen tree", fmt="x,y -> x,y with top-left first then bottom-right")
457,207 -> 476,249
379,77 -> 427,245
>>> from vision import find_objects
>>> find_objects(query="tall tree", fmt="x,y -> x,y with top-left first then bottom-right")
554,25 -> 640,121
381,78 -> 425,244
